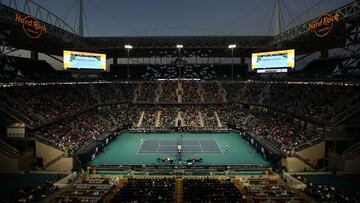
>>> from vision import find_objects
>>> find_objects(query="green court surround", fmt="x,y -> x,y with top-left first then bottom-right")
92,132 -> 269,166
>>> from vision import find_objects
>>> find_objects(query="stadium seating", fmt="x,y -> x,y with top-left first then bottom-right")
158,106 -> 177,128
160,81 -> 178,102
1,81 -> 358,125
295,174 -> 360,202
181,81 -> 201,102
223,82 -> 246,102
141,108 -> 158,128
202,82 -> 223,102
2,81 -> 359,153
244,177 -> 305,203
112,178 -> 175,202
0,84 -> 97,124
93,83 -> 127,103
137,82 -> 157,102
0,172 -> 66,202
263,83 -> 360,122
31,104 -> 131,152
243,112 -> 318,151
183,178 -> 244,202
56,177 -> 114,203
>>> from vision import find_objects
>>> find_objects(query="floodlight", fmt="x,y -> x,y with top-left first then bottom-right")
124,45 -> 133,49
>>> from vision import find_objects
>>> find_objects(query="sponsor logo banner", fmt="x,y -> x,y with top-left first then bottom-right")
15,13 -> 47,39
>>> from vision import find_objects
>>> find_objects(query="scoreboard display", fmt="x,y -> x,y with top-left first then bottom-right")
251,49 -> 295,73
63,50 -> 106,70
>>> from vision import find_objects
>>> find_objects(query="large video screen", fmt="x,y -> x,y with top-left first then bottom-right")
63,50 -> 106,70
251,49 -> 295,70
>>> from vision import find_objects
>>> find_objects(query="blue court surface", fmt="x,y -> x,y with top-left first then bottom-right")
138,138 -> 222,154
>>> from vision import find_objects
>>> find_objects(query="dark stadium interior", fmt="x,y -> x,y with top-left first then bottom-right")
1,0 -> 360,202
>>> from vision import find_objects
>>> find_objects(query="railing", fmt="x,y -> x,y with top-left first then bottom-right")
0,138 -> 19,158
296,137 -> 322,151
44,152 -> 64,168
0,101 -> 35,128
247,130 -> 283,155
282,172 -> 306,190
35,134 -> 60,150
94,164 -> 267,176
331,102 -> 360,126
342,141 -> 360,160
294,153 -> 316,170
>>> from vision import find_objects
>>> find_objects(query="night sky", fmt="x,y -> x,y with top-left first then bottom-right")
29,0 -> 350,36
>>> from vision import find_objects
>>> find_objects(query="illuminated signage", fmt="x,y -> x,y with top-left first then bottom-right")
15,13 -> 47,39
63,50 -> 106,70
252,49 -> 295,70
308,12 -> 340,37
256,69 -> 288,73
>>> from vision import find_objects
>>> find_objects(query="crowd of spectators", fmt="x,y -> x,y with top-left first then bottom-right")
27,101 -> 319,153
264,83 -> 360,122
101,104 -> 132,125
181,81 -> 201,102
201,108 -> 219,127
112,178 -> 175,202
129,106 -> 144,127
133,105 -> 225,129
223,82 -> 246,102
202,82 -> 223,102
242,82 -> 268,103
2,81 -> 358,126
0,84 -> 97,124
160,81 -> 178,102
158,107 -> 177,128
181,106 -> 202,127
214,106 -> 230,126
137,82 -> 157,102
243,112 -> 318,151
118,82 -> 137,100
2,81 -> 359,153
32,104 -> 131,152
93,83 -> 126,103
141,108 -> 158,128
225,82 -> 360,124
183,178 -> 244,202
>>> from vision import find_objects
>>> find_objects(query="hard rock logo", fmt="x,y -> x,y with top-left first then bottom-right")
15,13 -> 47,39
308,12 -> 340,37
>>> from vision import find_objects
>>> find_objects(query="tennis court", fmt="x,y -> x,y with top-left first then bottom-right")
92,132 -> 269,166
138,138 -> 222,154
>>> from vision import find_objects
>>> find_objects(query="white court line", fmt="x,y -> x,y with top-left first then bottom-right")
198,140 -> 204,153
137,140 -> 161,154
143,138 -> 216,141
215,139 -> 223,154
137,138 -> 221,154
155,140 -> 161,153
158,144 -> 200,146
138,150 -> 221,154
136,140 -> 143,154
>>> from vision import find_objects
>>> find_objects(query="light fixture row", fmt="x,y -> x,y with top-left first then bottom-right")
124,44 -> 237,49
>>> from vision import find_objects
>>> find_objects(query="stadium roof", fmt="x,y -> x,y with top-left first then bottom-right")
0,0 -> 359,58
